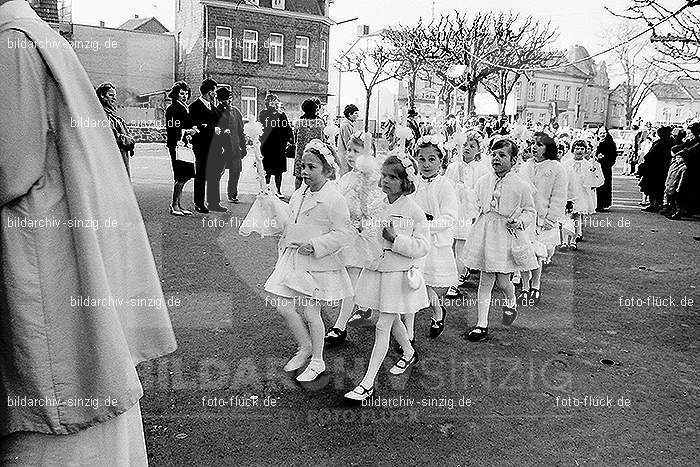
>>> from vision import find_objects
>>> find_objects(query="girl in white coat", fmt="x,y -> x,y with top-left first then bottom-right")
445,130 -> 490,293
461,139 -> 538,342
413,136 -> 459,339
264,140 -> 354,382
517,133 -> 568,304
325,132 -> 383,346
345,154 -> 430,401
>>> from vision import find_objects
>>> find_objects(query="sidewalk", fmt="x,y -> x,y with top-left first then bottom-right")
131,143 -> 297,198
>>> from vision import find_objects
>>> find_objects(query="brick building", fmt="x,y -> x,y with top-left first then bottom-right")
175,0 -> 332,121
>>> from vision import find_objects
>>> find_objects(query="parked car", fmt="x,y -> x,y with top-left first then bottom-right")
609,129 -> 636,156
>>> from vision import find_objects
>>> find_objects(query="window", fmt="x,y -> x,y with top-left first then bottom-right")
215,27 -> 232,59
565,86 -> 571,102
242,30 -> 258,62
241,86 -> 258,121
526,111 -> 534,122
528,82 -> 535,101
539,113 -> 546,122
676,107 -> 682,117
593,97 -> 598,112
177,32 -> 183,63
271,0 -> 285,9
295,36 -> 309,67
321,39 -> 327,70
554,85 -> 560,100
269,33 -> 284,65
515,81 -> 522,100
575,87 -> 581,104
541,83 -> 548,103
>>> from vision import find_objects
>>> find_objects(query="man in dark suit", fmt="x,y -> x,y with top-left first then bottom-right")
189,78 -> 223,213
212,87 -> 247,205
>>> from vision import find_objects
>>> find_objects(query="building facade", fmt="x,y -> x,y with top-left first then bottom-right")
512,45 -> 609,129
636,78 -> 700,126
176,0 -> 332,121
71,22 -> 174,105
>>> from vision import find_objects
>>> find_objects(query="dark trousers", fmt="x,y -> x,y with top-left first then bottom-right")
206,153 -> 226,207
227,167 -> 241,199
193,147 -> 208,207
597,164 -> 613,209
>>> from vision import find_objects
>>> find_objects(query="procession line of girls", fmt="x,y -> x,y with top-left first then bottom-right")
258,129 -> 601,401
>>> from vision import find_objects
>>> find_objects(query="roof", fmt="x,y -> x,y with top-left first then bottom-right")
118,17 -> 169,33
651,83 -> 692,101
678,78 -> 700,100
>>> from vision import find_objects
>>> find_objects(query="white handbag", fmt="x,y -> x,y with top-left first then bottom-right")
175,140 -> 195,163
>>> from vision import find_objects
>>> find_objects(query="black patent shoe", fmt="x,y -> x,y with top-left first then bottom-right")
467,326 -> 489,342
347,308 -> 373,328
529,288 -> 541,304
324,327 -> 347,347
429,306 -> 447,339
502,306 -> 518,326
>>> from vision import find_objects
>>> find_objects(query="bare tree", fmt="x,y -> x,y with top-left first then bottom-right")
608,0 -> 700,78
426,12 -> 499,115
383,21 -> 433,111
481,12 -> 561,116
600,22 -> 666,128
336,45 -> 406,132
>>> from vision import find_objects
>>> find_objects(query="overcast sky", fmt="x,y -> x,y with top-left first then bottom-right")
72,0 -> 633,55
71,0 -> 655,113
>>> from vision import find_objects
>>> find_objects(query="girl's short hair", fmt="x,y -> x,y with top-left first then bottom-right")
414,141 -> 445,160
168,81 -> 191,101
536,134 -> 558,160
572,139 -> 587,150
490,138 -> 519,161
303,143 -> 337,180
382,155 -> 418,195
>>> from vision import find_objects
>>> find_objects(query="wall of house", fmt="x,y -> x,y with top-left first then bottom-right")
72,24 -> 174,102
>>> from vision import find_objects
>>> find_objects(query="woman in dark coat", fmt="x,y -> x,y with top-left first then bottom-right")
165,81 -> 198,216
638,126 -> 674,212
594,126 -> 618,212
258,93 -> 293,198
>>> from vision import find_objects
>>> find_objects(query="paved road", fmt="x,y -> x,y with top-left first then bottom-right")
131,146 -> 699,466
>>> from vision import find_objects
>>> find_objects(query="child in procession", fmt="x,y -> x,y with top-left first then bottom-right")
264,140 -> 353,382
461,138 -> 538,342
413,136 -> 459,340
344,154 -> 430,401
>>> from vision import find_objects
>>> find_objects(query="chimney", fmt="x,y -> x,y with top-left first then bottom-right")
134,14 -> 139,19
99,21 -> 105,27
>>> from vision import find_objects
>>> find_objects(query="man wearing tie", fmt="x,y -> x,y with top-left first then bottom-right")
189,78 -> 224,213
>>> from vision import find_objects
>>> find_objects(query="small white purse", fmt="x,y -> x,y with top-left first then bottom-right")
175,137 -> 196,163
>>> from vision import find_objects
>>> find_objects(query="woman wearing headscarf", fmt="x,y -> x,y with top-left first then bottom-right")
96,82 -> 135,178
638,126 -> 674,212
594,126 -> 618,212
